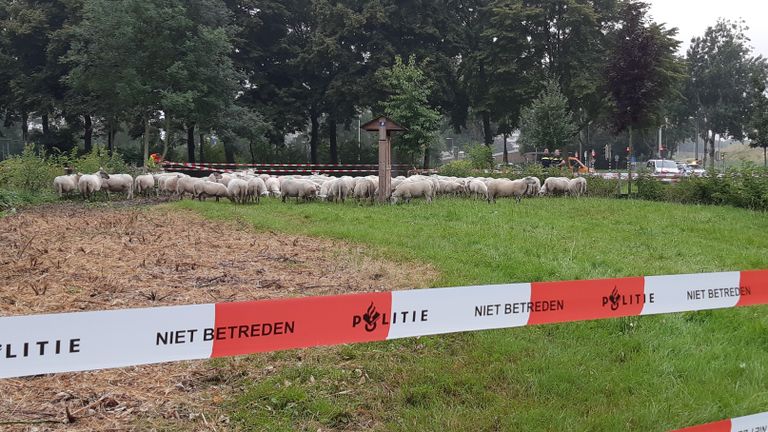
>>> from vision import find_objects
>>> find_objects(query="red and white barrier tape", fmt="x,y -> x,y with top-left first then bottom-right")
0,270 -> 766,379
163,166 -> 379,174
162,161 -> 409,169
163,163 -> 384,175
671,412 -> 768,431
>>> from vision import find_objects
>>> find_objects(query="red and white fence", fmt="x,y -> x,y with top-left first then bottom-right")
161,161 -> 411,176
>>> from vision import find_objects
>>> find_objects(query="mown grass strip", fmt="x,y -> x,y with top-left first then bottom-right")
175,197 -> 768,431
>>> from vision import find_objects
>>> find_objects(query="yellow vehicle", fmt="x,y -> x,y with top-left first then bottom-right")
559,157 -> 594,174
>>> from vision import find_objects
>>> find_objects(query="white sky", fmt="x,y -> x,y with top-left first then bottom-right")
646,0 -> 768,58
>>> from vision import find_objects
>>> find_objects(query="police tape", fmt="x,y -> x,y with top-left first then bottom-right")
162,161 -> 410,168
162,164 -> 381,174
1,270 -> 766,379
671,411 -> 768,431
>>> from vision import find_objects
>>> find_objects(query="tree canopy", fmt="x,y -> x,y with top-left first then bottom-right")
0,0 -> 765,168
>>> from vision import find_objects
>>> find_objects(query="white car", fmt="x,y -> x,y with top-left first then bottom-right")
646,159 -> 680,175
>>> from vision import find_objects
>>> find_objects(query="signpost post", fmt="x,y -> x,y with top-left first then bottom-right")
361,116 -> 407,204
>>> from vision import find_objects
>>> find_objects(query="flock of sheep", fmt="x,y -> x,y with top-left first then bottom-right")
52,169 -> 588,204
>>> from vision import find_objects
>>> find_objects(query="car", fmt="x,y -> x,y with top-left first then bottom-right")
646,159 -> 680,175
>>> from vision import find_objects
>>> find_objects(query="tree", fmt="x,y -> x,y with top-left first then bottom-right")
687,19 -> 768,170
1,0 -> 71,148
67,0 -> 239,165
605,0 -> 682,191
518,80 -> 577,153
378,55 -> 441,167
748,74 -> 768,167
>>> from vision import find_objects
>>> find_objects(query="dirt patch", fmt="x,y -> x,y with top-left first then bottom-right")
0,204 -> 438,431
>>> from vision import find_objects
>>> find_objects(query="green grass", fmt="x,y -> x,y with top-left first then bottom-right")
0,188 -> 57,216
172,197 -> 768,431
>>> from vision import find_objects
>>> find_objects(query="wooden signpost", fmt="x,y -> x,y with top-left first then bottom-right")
360,116 -> 406,203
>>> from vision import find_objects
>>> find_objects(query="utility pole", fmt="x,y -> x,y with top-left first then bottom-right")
358,114 -> 362,162
694,114 -> 699,162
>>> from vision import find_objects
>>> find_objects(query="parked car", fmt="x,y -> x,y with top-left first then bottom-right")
646,159 -> 680,175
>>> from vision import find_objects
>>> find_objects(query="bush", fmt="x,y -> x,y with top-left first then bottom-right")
467,145 -> 493,170
0,145 -> 134,204
636,174 -> 665,201
0,145 -> 64,192
586,176 -> 620,198
635,165 -> 768,211
73,146 -> 135,175
439,160 -> 473,177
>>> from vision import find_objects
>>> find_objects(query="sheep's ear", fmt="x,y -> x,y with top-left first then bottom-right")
100,171 -> 110,179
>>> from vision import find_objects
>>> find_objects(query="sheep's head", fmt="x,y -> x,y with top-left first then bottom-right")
98,171 -> 110,179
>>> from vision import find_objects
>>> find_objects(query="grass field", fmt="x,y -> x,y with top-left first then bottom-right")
174,197 -> 768,431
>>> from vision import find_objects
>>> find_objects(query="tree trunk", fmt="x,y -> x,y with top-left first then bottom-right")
423,145 -> 430,169
223,137 -> 235,164
83,115 -> 93,153
328,116 -> 338,164
482,111 -> 492,147
162,112 -> 171,159
142,113 -> 150,172
502,133 -> 509,164
21,112 -> 28,144
186,123 -> 196,163
309,110 -> 319,164
627,125 -> 633,195
199,133 -> 205,163
764,146 -> 767,168
107,123 -> 114,155
41,113 -> 51,152
40,114 -> 51,138
249,140 -> 256,163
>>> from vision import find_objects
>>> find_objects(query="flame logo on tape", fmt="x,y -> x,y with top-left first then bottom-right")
363,302 -> 380,332
608,287 -> 621,311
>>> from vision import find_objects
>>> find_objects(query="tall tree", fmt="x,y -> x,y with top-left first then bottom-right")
2,0 -> 71,148
518,80 -> 578,153
605,0 -> 682,191
748,74 -> 768,167
67,0 -> 239,165
379,55 -> 441,167
453,0 -> 495,146
687,19 -> 767,170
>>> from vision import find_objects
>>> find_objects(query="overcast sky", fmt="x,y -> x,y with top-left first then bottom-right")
646,0 -> 768,58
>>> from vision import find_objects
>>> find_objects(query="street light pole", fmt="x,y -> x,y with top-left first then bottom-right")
358,114 -> 362,162
694,115 -> 699,162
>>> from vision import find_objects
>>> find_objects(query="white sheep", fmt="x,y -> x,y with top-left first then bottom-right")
265,177 -> 281,197
195,180 -> 229,202
540,177 -> 570,196
280,178 -> 318,203
352,178 -> 376,203
78,171 -> 109,200
523,176 -> 541,196
227,178 -> 249,204
100,171 -> 134,200
134,174 -> 155,197
158,173 -> 185,196
330,178 -> 351,203
468,179 -> 488,200
53,174 -> 81,198
391,180 -> 434,204
246,177 -> 268,203
568,177 -> 587,197
176,176 -> 204,200
486,178 -> 529,203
